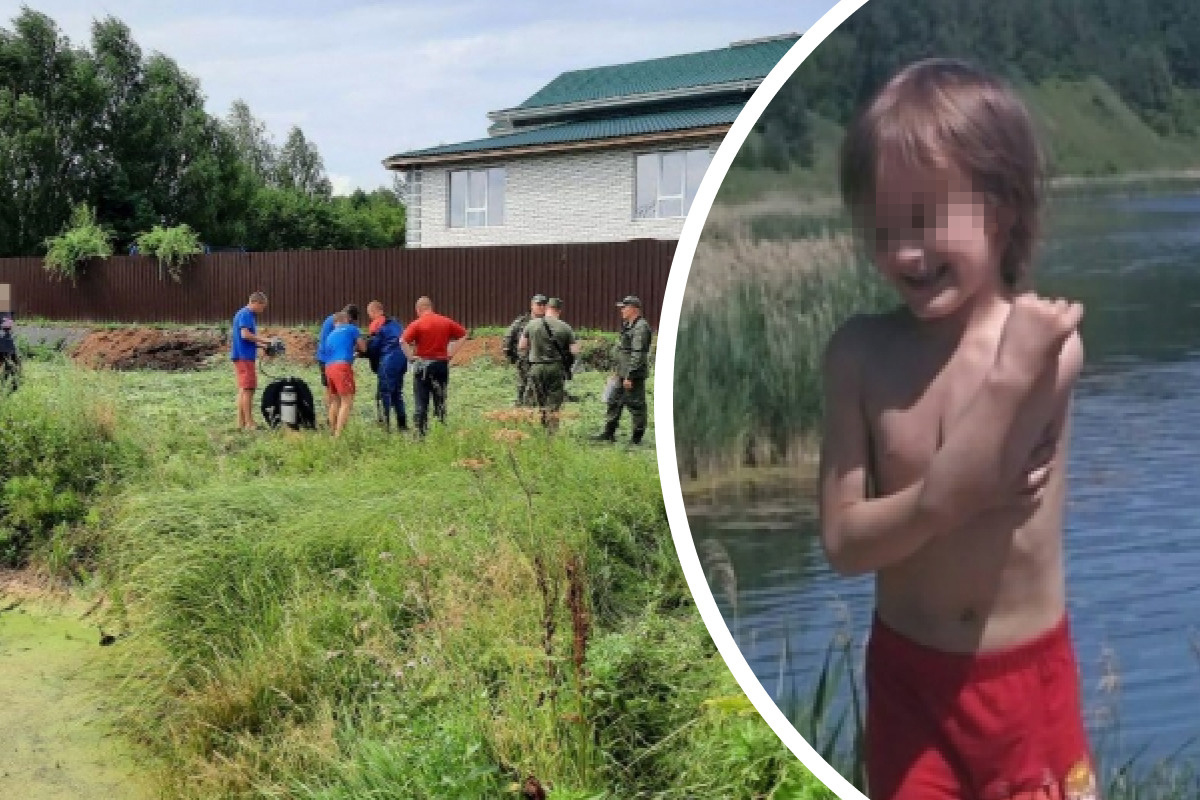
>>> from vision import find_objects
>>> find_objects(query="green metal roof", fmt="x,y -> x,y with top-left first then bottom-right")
518,35 -> 799,109
388,103 -> 742,162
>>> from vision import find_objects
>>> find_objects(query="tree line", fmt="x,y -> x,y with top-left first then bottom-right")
0,8 -> 405,259
743,0 -> 1200,172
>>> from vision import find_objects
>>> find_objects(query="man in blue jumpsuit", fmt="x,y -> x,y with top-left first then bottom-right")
365,300 -> 408,431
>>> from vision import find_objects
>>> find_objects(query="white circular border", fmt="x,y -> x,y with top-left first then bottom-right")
654,2 -> 872,798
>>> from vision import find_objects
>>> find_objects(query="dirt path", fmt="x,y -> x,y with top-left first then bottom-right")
0,593 -> 156,799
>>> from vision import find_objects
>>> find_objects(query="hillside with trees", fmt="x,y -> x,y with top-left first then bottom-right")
0,8 -> 404,258
732,0 -> 1200,195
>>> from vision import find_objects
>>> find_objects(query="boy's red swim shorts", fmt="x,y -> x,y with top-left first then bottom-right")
866,614 -> 1096,800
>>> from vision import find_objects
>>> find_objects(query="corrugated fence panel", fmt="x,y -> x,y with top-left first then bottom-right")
0,241 -> 675,331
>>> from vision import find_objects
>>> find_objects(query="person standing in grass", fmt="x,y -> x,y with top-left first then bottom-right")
365,300 -> 408,432
545,297 -> 581,353
519,298 -> 577,432
593,296 -> 652,445
819,59 -> 1094,800
316,303 -> 359,418
0,316 -> 19,392
231,291 -> 273,431
504,294 -> 547,406
323,311 -> 361,437
401,296 -> 467,437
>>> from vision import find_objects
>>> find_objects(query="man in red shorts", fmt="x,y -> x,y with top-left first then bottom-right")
323,310 -> 362,437
230,291 -> 273,431
401,296 -> 466,437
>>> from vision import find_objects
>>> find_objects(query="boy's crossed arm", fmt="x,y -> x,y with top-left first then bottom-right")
819,297 -> 1084,576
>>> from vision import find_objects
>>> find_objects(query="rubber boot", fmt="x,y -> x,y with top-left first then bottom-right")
591,421 -> 618,442
630,429 -> 645,446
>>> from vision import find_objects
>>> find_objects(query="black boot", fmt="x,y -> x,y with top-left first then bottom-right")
591,422 -> 618,442
630,429 -> 645,446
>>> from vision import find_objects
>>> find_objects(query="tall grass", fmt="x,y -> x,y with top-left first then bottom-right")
2,357 -> 834,799
674,226 -> 893,478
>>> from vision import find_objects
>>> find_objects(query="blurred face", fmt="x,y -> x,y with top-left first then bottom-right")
532,301 -> 546,317
250,300 -> 267,314
368,304 -> 382,320
870,152 -> 1006,321
620,304 -> 638,322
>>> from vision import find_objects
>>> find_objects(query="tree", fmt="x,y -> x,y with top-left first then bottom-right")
224,99 -> 277,184
0,9 -> 100,256
275,126 -> 332,198
748,74 -> 813,171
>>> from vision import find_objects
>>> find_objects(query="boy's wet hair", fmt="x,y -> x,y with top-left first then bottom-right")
840,59 -> 1044,288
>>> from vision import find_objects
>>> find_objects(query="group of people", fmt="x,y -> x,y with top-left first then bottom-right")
313,297 -> 465,437
230,292 -> 466,437
502,293 -> 653,442
229,290 -> 653,443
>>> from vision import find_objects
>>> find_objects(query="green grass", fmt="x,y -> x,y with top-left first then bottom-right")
0,354 -> 834,799
674,228 -> 894,476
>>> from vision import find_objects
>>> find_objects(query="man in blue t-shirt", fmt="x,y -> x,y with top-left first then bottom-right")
365,300 -> 408,431
316,303 -> 360,417
324,311 -> 362,437
231,291 -> 273,431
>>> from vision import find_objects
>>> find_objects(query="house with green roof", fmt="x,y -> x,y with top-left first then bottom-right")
383,34 -> 798,248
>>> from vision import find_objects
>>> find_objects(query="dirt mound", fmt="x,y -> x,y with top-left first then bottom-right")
451,336 -> 506,367
72,328 -> 224,371
71,326 -> 318,371
262,328 -> 317,365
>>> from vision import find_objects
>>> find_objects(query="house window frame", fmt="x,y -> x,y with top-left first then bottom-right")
633,146 -> 714,221
448,165 -> 506,228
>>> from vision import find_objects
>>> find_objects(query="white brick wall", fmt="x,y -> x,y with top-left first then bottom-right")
412,141 -> 721,248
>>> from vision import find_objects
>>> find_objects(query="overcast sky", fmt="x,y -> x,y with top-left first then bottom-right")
15,1 -> 841,194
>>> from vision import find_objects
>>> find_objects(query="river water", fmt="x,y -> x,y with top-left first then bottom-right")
686,190 -> 1200,769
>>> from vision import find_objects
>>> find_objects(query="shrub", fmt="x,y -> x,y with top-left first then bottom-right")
42,205 -> 113,281
136,223 -> 204,282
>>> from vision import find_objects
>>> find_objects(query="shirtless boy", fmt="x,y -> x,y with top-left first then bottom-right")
819,60 -> 1095,800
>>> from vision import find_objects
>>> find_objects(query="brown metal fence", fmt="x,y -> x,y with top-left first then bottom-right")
0,240 -> 676,331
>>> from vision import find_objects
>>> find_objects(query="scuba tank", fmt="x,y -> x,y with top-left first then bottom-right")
281,383 -> 298,428
261,377 -> 316,430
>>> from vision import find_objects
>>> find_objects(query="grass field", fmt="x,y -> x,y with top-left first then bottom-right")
0,350 -> 835,799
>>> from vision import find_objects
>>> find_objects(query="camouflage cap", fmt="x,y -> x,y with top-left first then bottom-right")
547,297 -> 563,309
531,294 -> 548,305
616,295 -> 642,308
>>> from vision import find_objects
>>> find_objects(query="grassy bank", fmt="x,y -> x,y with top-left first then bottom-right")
0,352 -> 832,798
674,225 -> 893,477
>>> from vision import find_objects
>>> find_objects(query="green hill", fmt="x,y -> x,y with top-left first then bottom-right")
719,77 -> 1200,205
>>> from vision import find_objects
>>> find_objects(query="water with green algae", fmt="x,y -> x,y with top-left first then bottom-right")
0,603 -> 156,799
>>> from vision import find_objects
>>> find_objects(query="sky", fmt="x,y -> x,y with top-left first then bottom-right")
14,1 -> 842,194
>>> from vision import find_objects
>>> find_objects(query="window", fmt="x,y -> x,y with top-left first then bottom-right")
635,148 -> 713,220
449,167 -> 505,227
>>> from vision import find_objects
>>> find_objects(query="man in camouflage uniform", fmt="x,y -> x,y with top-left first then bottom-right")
519,301 -> 577,432
544,298 -> 581,373
593,295 -> 652,445
504,294 -> 547,406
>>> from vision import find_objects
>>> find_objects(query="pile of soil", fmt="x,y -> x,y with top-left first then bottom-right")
451,336 -> 506,367
71,326 -> 318,371
72,328 -> 223,371
261,328 -> 317,365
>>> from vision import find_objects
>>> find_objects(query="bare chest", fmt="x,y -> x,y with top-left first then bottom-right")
865,355 -> 993,493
